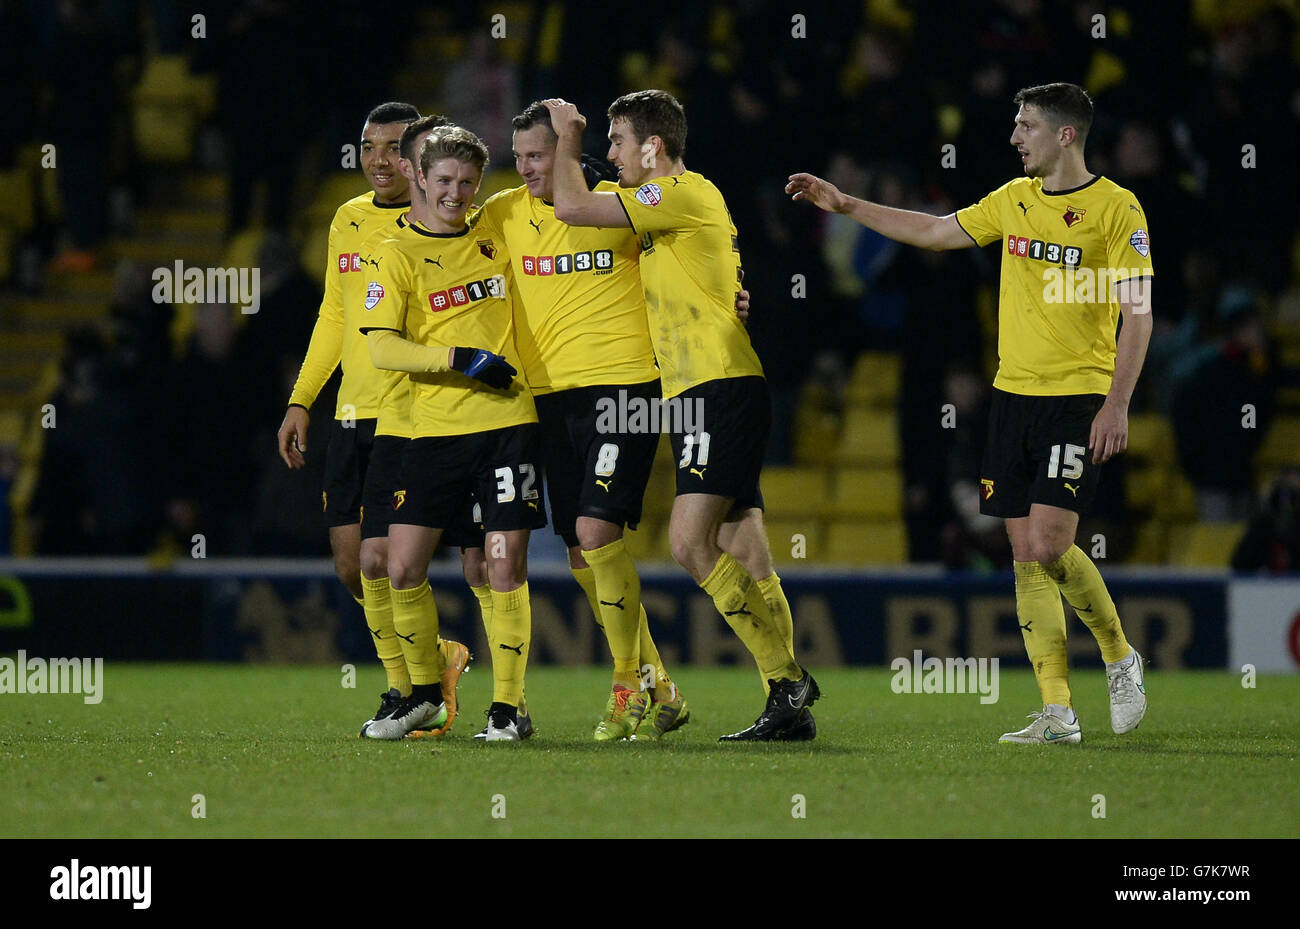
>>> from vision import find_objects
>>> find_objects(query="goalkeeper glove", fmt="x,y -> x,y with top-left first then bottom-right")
580,153 -> 619,190
450,347 -> 516,389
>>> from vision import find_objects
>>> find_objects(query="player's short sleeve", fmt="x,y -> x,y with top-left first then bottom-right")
614,178 -> 702,235
954,184 -> 1007,247
359,239 -> 408,334
1104,194 -> 1154,284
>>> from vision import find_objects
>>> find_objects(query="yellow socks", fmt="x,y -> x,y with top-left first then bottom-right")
470,582 -> 494,640
582,538 -> 642,689
636,605 -> 674,695
702,553 -> 800,682
1044,545 -> 1132,664
575,561 -> 674,693
358,582 -> 410,696
1013,561 -> 1071,708
388,581 -> 445,686
755,572 -> 795,694
489,583 -> 531,706
571,565 -> 604,629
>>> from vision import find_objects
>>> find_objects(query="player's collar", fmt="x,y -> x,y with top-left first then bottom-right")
371,195 -> 411,209
1041,174 -> 1101,196
407,218 -> 470,238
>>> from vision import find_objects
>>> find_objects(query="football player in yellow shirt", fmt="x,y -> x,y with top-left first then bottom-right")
275,104 -> 469,737
471,102 -> 690,741
362,127 -> 543,741
788,82 -> 1151,744
544,92 -> 819,741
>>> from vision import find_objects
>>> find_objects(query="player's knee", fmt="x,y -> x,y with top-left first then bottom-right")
358,546 -> 387,580
386,556 -> 423,591
567,546 -> 588,570
575,518 -> 620,552
461,550 -> 488,588
333,553 -> 361,590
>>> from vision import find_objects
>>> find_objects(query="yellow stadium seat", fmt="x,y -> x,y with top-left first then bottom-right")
824,520 -> 908,564
793,406 -> 839,466
827,468 -> 903,519
0,168 -> 35,232
1128,520 -> 1168,564
1167,522 -> 1246,568
1125,464 -> 1168,513
760,467 -> 829,518
1257,418 -> 1300,469
1126,413 -> 1175,465
844,351 -> 900,407
835,409 -> 899,465
764,518 -> 823,564
1154,473 -> 1198,521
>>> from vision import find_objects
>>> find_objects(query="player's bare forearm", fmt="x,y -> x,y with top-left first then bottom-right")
841,198 -> 969,251
1106,305 -> 1152,410
786,172 -> 972,250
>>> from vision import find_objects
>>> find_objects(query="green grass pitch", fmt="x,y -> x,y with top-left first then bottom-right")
1,664 -> 1296,838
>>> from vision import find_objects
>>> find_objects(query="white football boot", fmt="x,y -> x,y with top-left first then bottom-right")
1106,648 -> 1147,734
999,707 -> 1082,744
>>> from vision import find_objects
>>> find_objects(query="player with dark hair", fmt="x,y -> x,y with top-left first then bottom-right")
788,81 -> 1152,744
469,100 -> 688,740
544,91 -> 819,741
275,103 -> 469,737
362,126 -> 544,742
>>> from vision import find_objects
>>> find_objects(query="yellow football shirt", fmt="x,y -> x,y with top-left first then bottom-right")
360,219 -> 535,438
613,171 -> 764,398
288,191 -> 410,419
471,182 -> 658,393
359,215 -> 415,439
956,175 -> 1154,396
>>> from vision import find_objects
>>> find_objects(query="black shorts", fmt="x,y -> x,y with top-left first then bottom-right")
393,423 -> 547,533
667,376 -> 768,510
360,435 -> 405,541
363,436 -> 486,547
978,388 -> 1107,518
322,417 -> 378,527
535,379 -> 662,547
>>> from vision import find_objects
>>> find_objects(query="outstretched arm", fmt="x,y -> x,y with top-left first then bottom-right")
786,172 -> 975,251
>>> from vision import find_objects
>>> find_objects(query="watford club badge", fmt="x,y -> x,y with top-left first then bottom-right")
392,489 -> 407,510
477,239 -> 497,260
981,479 -> 995,500
1062,206 -> 1086,228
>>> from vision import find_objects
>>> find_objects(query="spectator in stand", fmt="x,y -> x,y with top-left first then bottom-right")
1233,469 -> 1300,574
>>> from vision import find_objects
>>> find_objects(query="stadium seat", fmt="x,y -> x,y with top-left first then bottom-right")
1126,413 -> 1175,465
793,406 -> 839,466
760,466 -> 830,518
0,168 -> 35,233
1154,473 -> 1198,521
835,409 -> 900,465
823,520 -> 908,565
1125,464 -> 1167,513
1128,519 -> 1168,564
1257,417 -> 1300,469
765,518 -> 823,564
844,351 -> 900,407
1166,522 -> 1246,568
827,467 -> 903,519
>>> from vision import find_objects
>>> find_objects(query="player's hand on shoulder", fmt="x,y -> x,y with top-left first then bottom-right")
451,347 -> 517,390
1089,399 -> 1128,464
277,405 -> 309,469
786,173 -> 845,213
540,99 -> 586,135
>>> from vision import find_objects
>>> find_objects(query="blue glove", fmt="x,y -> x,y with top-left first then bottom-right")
450,347 -> 516,389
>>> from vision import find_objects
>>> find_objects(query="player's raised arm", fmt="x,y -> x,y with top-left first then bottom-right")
786,172 -> 974,251
543,99 -> 631,228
